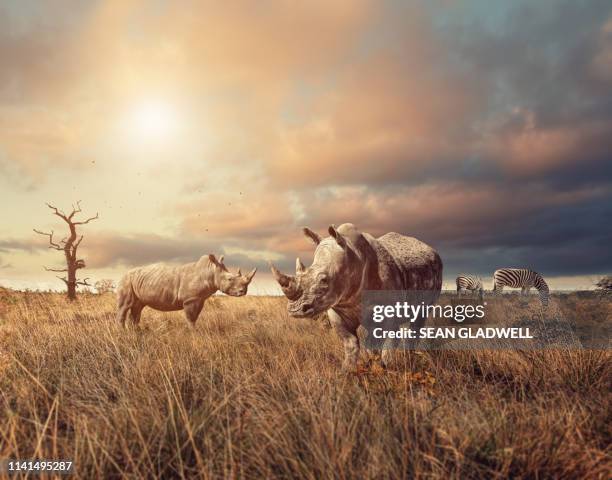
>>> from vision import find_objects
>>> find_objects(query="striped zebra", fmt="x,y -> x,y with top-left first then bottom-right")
456,274 -> 484,299
493,268 -> 549,307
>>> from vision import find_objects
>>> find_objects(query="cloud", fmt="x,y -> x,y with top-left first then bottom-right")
0,0 -> 374,183
265,0 -> 612,188
158,177 -> 612,277
0,237 -> 46,253
75,231 -> 270,271
175,190 -> 296,241
77,232 -> 214,268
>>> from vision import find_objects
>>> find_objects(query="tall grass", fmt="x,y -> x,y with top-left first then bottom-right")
0,290 -> 610,479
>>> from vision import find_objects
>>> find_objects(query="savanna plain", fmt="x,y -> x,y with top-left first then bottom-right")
0,288 -> 610,479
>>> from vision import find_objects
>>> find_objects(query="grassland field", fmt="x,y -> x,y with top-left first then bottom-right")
0,288 -> 610,479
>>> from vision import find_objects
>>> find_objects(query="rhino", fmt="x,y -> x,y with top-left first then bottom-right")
116,254 -> 256,327
270,223 -> 442,369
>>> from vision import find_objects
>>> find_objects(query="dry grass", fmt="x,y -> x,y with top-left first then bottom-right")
0,289 -> 610,479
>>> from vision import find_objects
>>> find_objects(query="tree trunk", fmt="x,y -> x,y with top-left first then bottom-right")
67,267 -> 77,300
34,202 -> 98,302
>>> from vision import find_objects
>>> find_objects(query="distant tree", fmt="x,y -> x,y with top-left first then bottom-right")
95,279 -> 116,294
34,201 -> 98,301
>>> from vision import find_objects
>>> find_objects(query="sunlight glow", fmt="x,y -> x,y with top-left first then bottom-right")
125,100 -> 180,144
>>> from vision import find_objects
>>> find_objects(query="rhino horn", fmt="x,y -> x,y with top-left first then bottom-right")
296,257 -> 305,274
237,268 -> 242,275
270,262 -> 293,288
270,263 -> 300,299
246,267 -> 257,281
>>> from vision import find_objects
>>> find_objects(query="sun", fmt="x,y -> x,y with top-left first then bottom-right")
124,100 -> 180,144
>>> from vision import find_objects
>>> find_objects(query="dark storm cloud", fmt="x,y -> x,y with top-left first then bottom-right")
440,193 -> 612,279
423,0 -> 612,278
441,0 -> 612,188
282,184 -> 612,279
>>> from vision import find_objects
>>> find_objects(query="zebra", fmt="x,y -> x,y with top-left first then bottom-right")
456,274 -> 484,300
493,268 -> 549,307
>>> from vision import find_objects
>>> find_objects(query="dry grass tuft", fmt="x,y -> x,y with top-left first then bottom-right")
0,291 -> 610,479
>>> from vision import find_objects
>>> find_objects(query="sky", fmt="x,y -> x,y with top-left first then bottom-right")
0,0 -> 611,293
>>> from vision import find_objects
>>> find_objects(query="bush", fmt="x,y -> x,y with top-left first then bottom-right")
94,279 -> 116,294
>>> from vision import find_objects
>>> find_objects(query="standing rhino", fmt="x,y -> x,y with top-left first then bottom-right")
116,254 -> 256,327
270,223 -> 442,369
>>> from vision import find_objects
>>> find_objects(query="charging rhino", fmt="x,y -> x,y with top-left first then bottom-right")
116,254 -> 256,327
270,223 -> 442,369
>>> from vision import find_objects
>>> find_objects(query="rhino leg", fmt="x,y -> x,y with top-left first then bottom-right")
183,298 -> 204,327
328,309 -> 360,371
381,314 -> 427,368
116,304 -> 130,327
117,278 -> 137,327
366,348 -> 382,367
381,339 -> 396,368
129,302 -> 145,326
116,284 -> 133,327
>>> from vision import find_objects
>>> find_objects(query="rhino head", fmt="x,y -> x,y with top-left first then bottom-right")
270,225 -> 361,317
208,254 -> 257,297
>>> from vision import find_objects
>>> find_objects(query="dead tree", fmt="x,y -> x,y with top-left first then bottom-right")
34,201 -> 98,300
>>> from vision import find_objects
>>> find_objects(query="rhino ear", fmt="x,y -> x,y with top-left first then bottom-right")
218,254 -> 225,264
328,225 -> 347,249
302,227 -> 321,245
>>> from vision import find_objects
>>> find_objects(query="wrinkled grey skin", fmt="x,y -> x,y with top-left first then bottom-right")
271,223 -> 443,370
116,254 -> 256,327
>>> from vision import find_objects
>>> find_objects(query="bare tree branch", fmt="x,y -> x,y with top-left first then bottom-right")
33,229 -> 64,250
68,200 -> 82,220
76,278 -> 91,287
74,212 -> 99,225
44,266 -> 68,273
74,235 -> 84,250
45,203 -> 68,221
